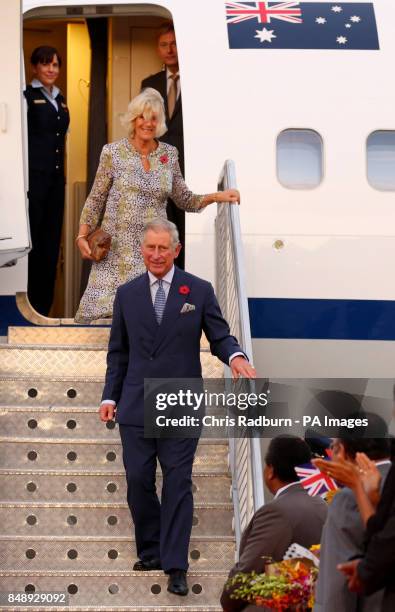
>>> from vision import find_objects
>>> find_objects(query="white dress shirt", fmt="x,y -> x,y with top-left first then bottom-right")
148,266 -> 174,302
31,78 -> 60,110
273,481 -> 301,499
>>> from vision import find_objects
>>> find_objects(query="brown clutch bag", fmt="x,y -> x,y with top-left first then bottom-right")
87,228 -> 112,262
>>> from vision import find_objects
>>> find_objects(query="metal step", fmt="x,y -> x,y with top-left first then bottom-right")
1,327 -> 233,610
7,326 -> 211,349
0,345 -> 223,379
0,571 -> 226,610
8,326 -> 111,346
0,502 -> 233,537
0,535 -> 235,572
0,404 -> 229,435
0,378 -> 104,406
0,345 -> 107,377
0,470 -> 232,504
0,440 -> 229,473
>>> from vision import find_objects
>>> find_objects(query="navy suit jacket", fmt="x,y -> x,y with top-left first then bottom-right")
102,267 -> 244,425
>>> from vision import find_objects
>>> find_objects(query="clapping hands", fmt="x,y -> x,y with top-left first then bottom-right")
312,452 -> 381,503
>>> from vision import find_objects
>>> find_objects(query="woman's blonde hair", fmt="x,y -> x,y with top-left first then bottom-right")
120,88 -> 167,138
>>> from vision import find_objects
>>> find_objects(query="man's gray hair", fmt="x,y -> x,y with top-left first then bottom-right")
142,218 -> 180,248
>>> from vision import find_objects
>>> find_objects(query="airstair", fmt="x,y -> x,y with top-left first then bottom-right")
0,160 -> 263,611
0,326 -> 233,611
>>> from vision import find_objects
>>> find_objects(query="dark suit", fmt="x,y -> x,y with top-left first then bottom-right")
358,462 -> 395,611
102,266 -> 244,570
314,462 -> 391,612
24,85 -> 69,315
220,483 -> 328,612
141,70 -> 185,268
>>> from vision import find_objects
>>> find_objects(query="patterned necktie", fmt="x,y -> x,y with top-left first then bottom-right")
167,74 -> 179,119
154,279 -> 166,324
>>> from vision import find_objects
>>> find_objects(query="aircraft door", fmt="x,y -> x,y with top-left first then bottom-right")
0,0 -> 29,267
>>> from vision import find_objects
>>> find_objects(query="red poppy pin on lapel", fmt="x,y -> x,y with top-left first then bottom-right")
179,285 -> 190,295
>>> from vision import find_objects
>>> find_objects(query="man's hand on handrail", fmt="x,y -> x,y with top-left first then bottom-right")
230,356 -> 256,380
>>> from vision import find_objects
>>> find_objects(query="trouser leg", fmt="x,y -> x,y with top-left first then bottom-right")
157,437 -> 198,571
28,173 -> 65,315
119,425 -> 161,560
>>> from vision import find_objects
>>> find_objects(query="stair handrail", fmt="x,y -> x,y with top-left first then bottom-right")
215,160 -> 265,553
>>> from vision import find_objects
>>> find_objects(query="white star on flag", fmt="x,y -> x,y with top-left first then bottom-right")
255,27 -> 277,43
345,23 -> 351,28
315,17 -> 327,24
337,35 -> 347,44
350,15 -> 361,23
332,5 -> 343,12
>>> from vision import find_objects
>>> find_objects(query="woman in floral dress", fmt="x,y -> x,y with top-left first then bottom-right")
75,88 -> 239,322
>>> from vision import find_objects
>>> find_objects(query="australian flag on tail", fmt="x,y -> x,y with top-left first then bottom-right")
226,2 -> 380,49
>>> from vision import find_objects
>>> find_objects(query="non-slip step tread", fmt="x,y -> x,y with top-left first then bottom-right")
0,539 -> 235,571
0,535 -> 234,542
0,469 -> 229,476
0,570 -> 229,576
0,501 -> 233,509
0,572 -> 225,610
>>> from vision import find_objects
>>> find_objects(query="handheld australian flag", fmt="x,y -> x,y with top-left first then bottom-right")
226,2 -> 380,49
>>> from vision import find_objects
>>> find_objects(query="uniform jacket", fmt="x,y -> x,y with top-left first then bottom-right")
24,85 -> 69,175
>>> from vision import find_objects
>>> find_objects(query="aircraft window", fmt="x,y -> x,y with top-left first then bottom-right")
367,131 -> 395,191
276,129 -> 323,189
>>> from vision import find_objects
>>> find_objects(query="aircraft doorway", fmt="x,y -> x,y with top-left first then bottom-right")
23,4 -> 172,320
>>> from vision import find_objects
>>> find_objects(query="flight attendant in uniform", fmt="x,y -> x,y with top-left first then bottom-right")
24,46 -> 70,316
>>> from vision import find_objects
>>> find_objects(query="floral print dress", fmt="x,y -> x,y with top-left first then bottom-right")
75,139 -> 204,322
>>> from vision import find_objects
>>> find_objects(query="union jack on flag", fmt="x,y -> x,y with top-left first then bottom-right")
226,1 -> 303,25
295,462 -> 338,497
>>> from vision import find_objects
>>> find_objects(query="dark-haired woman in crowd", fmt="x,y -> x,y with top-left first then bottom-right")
24,45 -> 70,316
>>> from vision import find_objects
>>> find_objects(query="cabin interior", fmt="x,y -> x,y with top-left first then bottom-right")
23,4 -> 173,319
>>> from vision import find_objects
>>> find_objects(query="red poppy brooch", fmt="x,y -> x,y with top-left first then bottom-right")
159,154 -> 169,164
179,285 -> 190,295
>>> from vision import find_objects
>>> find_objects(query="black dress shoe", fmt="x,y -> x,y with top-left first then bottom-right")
167,569 -> 188,596
133,558 -> 161,571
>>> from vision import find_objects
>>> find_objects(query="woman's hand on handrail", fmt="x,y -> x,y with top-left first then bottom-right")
216,188 -> 240,204
201,189 -> 240,207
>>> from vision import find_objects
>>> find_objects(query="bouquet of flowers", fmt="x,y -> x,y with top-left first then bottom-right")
225,551 -> 319,610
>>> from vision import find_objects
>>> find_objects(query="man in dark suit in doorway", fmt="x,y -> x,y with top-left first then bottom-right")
141,22 -> 186,269
100,218 -> 256,596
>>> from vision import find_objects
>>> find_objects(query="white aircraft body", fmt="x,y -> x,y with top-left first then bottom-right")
1,0 -> 395,377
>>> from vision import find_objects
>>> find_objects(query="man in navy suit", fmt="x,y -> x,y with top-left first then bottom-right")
100,218 -> 255,596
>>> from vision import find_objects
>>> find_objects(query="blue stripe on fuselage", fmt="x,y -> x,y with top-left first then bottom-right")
248,298 -> 395,340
